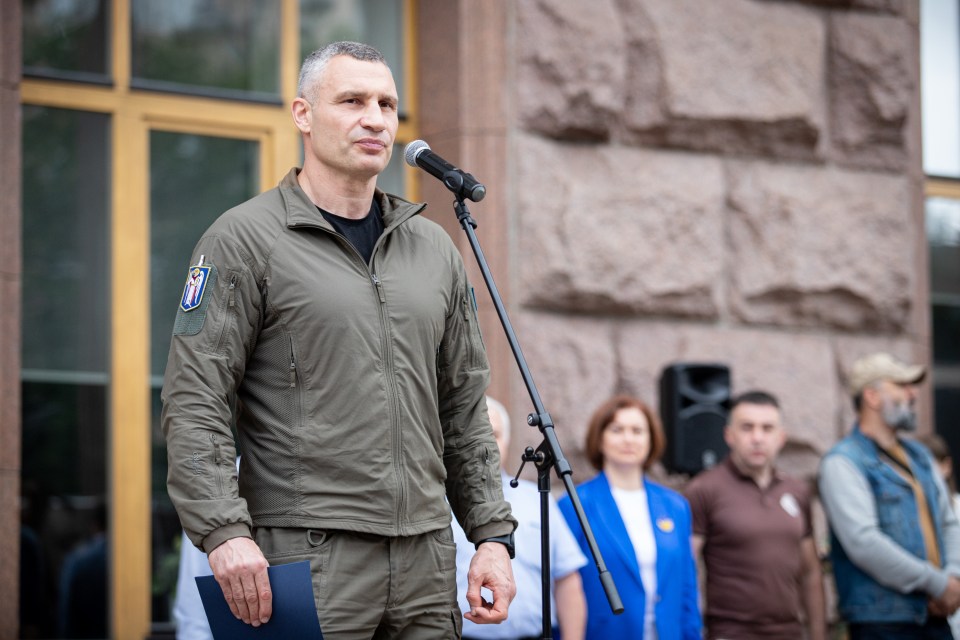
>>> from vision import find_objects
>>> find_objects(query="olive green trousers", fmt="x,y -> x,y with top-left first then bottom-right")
255,526 -> 462,639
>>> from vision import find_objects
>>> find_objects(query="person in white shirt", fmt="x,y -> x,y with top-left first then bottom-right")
172,531 -> 214,640
453,396 -> 587,640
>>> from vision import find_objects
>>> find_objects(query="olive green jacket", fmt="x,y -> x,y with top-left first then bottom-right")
161,168 -> 516,553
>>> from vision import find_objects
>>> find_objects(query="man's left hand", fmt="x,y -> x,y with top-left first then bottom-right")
464,541 -> 516,624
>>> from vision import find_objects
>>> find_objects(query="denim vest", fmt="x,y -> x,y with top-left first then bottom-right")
826,426 -> 946,624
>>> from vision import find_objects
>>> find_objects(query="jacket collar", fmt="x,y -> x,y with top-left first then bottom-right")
278,168 -> 426,232
723,455 -> 783,489
849,424 -> 916,488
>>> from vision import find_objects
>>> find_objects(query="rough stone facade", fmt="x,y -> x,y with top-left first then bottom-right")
419,0 -> 927,487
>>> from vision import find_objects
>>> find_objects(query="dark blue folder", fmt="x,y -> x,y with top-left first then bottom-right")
196,560 -> 323,639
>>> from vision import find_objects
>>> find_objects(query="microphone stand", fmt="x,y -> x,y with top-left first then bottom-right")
447,181 -> 624,640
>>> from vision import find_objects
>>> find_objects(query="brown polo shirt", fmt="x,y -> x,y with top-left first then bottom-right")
685,457 -> 813,640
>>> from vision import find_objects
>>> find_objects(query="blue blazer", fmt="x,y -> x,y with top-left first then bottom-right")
558,472 -> 701,640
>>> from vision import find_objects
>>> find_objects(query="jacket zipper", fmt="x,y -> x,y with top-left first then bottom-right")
210,433 -> 224,496
313,223 -> 409,534
372,274 -> 386,303
370,264 -> 406,534
288,334 -> 305,514
228,273 -> 238,307
288,335 -> 297,388
215,273 -> 239,352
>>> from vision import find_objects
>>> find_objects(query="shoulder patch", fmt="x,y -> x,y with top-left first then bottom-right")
180,258 -> 211,312
173,258 -> 218,337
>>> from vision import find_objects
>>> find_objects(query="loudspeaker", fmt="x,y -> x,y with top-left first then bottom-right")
659,363 -> 731,475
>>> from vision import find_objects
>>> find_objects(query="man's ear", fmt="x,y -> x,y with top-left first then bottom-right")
291,98 -> 311,133
861,385 -> 881,410
777,427 -> 788,450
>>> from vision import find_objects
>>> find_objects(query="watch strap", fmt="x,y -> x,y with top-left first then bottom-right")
476,532 -> 516,559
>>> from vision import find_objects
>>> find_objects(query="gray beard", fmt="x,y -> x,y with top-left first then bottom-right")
882,400 -> 917,432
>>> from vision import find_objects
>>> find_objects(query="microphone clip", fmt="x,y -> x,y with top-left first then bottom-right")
510,446 -> 544,488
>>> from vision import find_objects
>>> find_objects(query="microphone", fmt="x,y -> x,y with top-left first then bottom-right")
403,140 -> 486,202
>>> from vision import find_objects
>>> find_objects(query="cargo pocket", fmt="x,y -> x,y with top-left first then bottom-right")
256,528 -> 332,609
430,526 -> 457,570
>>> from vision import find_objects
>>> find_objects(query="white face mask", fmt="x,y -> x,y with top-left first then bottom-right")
881,396 -> 917,431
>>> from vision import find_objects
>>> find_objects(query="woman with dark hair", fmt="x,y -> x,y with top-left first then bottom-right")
558,395 -> 700,640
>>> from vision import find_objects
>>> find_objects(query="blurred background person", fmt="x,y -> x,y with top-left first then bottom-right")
819,353 -> 960,639
58,500 -> 108,639
453,396 -> 587,640
917,432 -> 960,518
685,390 -> 826,640
559,395 -> 700,640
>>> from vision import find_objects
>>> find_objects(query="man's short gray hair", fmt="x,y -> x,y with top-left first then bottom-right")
297,41 -> 389,103
485,396 -> 511,442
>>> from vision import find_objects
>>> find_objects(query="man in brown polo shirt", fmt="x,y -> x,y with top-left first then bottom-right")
685,390 -> 826,640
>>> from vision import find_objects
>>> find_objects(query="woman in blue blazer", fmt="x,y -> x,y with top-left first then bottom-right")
559,395 -> 700,640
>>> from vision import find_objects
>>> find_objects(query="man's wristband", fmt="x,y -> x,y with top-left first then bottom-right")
476,532 -> 516,559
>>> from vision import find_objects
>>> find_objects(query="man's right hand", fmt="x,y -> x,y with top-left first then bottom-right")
931,575 -> 960,617
208,537 -> 273,626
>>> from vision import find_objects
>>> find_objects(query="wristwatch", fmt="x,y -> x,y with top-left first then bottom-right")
476,532 -> 516,559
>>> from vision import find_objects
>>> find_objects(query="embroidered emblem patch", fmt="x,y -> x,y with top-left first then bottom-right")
180,256 -> 210,312
656,517 -> 675,533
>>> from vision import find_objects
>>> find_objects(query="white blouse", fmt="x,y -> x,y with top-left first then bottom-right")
611,484 -> 659,640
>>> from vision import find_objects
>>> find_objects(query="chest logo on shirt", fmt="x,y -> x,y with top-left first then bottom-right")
180,255 -> 210,312
656,517 -> 675,533
780,492 -> 800,518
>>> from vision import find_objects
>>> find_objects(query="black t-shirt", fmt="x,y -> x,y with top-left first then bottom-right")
319,199 -> 384,265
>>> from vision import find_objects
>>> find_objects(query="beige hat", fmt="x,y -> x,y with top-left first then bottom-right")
848,352 -> 926,396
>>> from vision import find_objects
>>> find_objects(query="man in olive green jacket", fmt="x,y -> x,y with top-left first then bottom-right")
161,41 -> 516,638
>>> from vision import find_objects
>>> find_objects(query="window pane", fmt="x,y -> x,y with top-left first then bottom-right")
300,0 -> 407,115
936,386 -> 960,463
927,196 -> 960,297
927,194 -> 960,470
22,0 -> 110,81
921,0 -> 960,178
149,131 -> 259,623
933,304 -> 960,365
21,106 -> 110,639
132,0 -> 281,100
22,109 -> 110,374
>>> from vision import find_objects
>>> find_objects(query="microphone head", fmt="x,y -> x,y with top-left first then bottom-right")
403,140 -> 430,167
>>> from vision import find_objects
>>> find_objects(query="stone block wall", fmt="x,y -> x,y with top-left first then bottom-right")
501,0 -> 927,482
